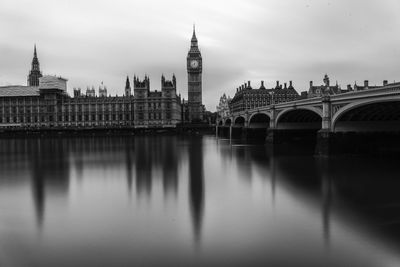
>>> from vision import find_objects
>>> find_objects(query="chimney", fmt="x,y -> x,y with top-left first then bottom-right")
364,80 -> 369,88
310,81 -> 313,87
289,81 -> 293,87
261,80 -> 264,87
248,81 -> 251,88
276,81 -> 279,87
383,80 -> 388,86
284,83 -> 287,89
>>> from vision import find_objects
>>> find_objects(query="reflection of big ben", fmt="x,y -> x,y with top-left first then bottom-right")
187,25 -> 203,122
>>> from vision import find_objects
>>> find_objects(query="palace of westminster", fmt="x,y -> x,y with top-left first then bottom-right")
2,27 -> 384,129
0,28 -> 204,128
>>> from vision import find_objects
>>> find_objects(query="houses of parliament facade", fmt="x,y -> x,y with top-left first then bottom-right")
0,29 -> 204,129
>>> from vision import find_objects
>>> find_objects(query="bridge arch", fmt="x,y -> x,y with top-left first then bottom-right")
332,98 -> 400,132
276,107 -> 322,130
248,112 -> 271,128
234,116 -> 245,127
224,118 -> 232,126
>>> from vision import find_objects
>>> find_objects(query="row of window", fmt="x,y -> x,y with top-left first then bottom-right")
0,114 -> 133,124
0,105 -> 133,112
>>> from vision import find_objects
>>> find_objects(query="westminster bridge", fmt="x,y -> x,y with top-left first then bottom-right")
217,82 -> 400,155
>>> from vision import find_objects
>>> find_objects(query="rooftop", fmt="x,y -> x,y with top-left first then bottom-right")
0,86 -> 40,97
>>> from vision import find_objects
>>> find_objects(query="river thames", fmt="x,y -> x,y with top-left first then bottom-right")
0,135 -> 399,267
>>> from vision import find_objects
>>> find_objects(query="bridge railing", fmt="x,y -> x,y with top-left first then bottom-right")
331,84 -> 400,101
222,84 -> 400,120
229,97 -> 323,118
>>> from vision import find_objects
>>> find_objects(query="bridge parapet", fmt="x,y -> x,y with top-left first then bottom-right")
331,83 -> 400,101
221,85 -> 400,134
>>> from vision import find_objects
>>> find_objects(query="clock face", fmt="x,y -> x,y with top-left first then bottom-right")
190,60 -> 199,69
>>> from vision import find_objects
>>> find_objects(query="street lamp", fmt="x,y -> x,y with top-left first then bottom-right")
271,91 -> 275,105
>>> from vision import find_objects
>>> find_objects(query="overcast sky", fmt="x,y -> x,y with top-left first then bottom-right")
1,0 -> 399,111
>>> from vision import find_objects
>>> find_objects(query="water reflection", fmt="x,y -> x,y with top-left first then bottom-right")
134,138 -> 154,197
188,137 -> 204,244
271,150 -> 400,252
125,145 -> 133,195
319,158 -> 333,248
1,136 -> 400,266
0,138 -> 70,229
162,137 -> 179,198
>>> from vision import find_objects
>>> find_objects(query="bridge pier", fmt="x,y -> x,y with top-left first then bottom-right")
266,129 -> 319,144
216,126 -> 228,138
315,130 -> 334,156
241,127 -> 248,141
265,129 -> 277,144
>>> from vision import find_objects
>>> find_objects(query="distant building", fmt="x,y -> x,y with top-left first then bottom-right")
308,75 -> 391,98
133,74 -> 181,128
98,84 -> 108,97
353,80 -> 388,91
203,111 -> 217,125
86,86 -> 96,97
0,46 -> 182,128
216,93 -> 231,118
299,91 -> 308,99
229,80 -> 299,113
308,74 -> 341,98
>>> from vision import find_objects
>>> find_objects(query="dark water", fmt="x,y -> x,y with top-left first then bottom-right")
1,135 -> 400,267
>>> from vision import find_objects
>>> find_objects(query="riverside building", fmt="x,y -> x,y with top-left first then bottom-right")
229,80 -> 300,113
0,46 -> 182,129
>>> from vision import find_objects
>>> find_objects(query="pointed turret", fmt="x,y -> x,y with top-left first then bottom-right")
125,76 -> 130,89
32,44 -> 39,69
27,44 -> 42,86
125,76 -> 131,97
188,25 -> 201,55
191,24 -> 198,46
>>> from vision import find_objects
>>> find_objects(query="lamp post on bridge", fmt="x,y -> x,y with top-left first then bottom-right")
271,91 -> 275,105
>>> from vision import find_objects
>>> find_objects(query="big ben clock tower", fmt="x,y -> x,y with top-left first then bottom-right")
187,25 -> 203,122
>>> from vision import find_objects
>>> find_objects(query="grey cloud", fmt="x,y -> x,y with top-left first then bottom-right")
1,0 -> 399,111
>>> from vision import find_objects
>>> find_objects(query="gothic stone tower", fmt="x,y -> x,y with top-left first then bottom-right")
125,75 -> 132,97
133,75 -> 150,126
187,26 -> 203,122
27,44 -> 43,87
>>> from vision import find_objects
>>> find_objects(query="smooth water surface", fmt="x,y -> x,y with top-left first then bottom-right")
1,135 -> 400,267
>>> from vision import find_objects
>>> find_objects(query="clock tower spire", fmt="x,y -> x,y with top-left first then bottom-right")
187,25 -> 203,122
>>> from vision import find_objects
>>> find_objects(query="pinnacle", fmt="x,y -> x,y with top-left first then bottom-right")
191,24 -> 197,42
